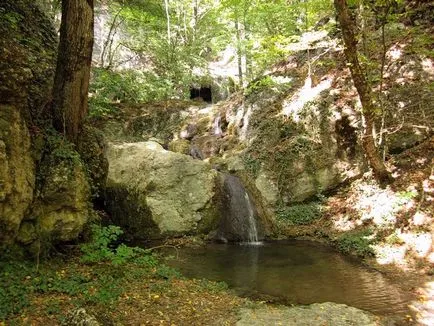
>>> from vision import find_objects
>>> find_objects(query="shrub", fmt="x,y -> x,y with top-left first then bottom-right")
80,224 -> 155,266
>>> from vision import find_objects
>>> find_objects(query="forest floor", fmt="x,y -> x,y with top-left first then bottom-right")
1,253 -> 247,325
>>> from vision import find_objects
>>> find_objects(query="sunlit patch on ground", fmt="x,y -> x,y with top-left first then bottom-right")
325,137 -> 434,273
411,281 -> 434,326
281,75 -> 332,120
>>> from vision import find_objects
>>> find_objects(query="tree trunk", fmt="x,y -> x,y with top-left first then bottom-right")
235,13 -> 243,88
334,0 -> 392,185
52,0 -> 94,143
164,0 -> 171,45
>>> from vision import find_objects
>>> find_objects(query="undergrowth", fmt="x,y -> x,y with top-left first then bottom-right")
335,229 -> 375,257
0,225 -> 178,321
276,202 -> 323,225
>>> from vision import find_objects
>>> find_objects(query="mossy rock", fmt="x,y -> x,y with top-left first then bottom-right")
31,150 -> 92,242
168,139 -> 191,155
0,0 -> 57,122
0,106 -> 35,245
77,125 -> 109,198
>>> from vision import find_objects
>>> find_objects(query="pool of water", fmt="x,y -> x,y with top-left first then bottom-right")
163,240 -> 413,318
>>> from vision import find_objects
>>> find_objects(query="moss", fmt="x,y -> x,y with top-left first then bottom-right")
195,201 -> 220,235
168,139 -> 190,155
77,125 -> 109,198
126,106 -> 186,142
0,0 -> 57,122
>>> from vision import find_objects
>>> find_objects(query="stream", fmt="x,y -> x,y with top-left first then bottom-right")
163,240 -> 413,319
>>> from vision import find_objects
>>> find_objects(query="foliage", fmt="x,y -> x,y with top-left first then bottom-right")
89,68 -> 173,117
396,189 -> 418,201
335,229 -> 375,257
93,0 -> 334,95
80,224 -> 156,266
100,0 -> 228,96
0,261 -> 31,320
0,9 -> 22,30
242,153 -> 261,177
220,0 -> 333,79
45,128 -> 81,163
277,202 -> 323,225
245,76 -> 277,96
198,279 -> 229,294
0,259 -> 124,320
155,264 -> 181,280
384,231 -> 404,245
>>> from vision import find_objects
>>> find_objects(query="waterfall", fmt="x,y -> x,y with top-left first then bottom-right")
244,193 -> 259,244
216,174 -> 263,244
213,115 -> 222,137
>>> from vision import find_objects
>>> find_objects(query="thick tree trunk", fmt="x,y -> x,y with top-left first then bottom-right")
334,0 -> 392,185
52,0 -> 94,143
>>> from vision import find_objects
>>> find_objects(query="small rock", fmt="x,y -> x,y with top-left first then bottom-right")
62,308 -> 100,326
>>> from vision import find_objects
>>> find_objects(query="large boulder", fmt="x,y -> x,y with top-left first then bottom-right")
105,141 -> 219,238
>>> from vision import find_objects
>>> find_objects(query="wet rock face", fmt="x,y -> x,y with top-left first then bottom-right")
105,141 -> 219,239
216,174 -> 264,242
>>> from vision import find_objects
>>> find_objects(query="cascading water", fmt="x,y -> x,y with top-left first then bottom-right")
216,174 -> 263,244
213,115 -> 222,137
244,193 -> 259,244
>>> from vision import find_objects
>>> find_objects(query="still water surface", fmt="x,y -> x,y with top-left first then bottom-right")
163,240 -> 412,317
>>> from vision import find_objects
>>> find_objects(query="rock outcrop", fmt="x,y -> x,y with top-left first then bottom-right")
0,0 -> 95,248
0,0 -> 56,246
105,141 -> 219,238
0,106 -> 35,244
237,302 -> 382,326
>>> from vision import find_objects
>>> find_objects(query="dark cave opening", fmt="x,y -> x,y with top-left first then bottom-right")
190,86 -> 212,103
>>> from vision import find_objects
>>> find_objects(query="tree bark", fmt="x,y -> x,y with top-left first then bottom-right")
52,0 -> 94,143
334,0 -> 392,185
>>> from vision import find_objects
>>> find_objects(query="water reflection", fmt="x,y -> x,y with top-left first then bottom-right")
164,241 -> 412,317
